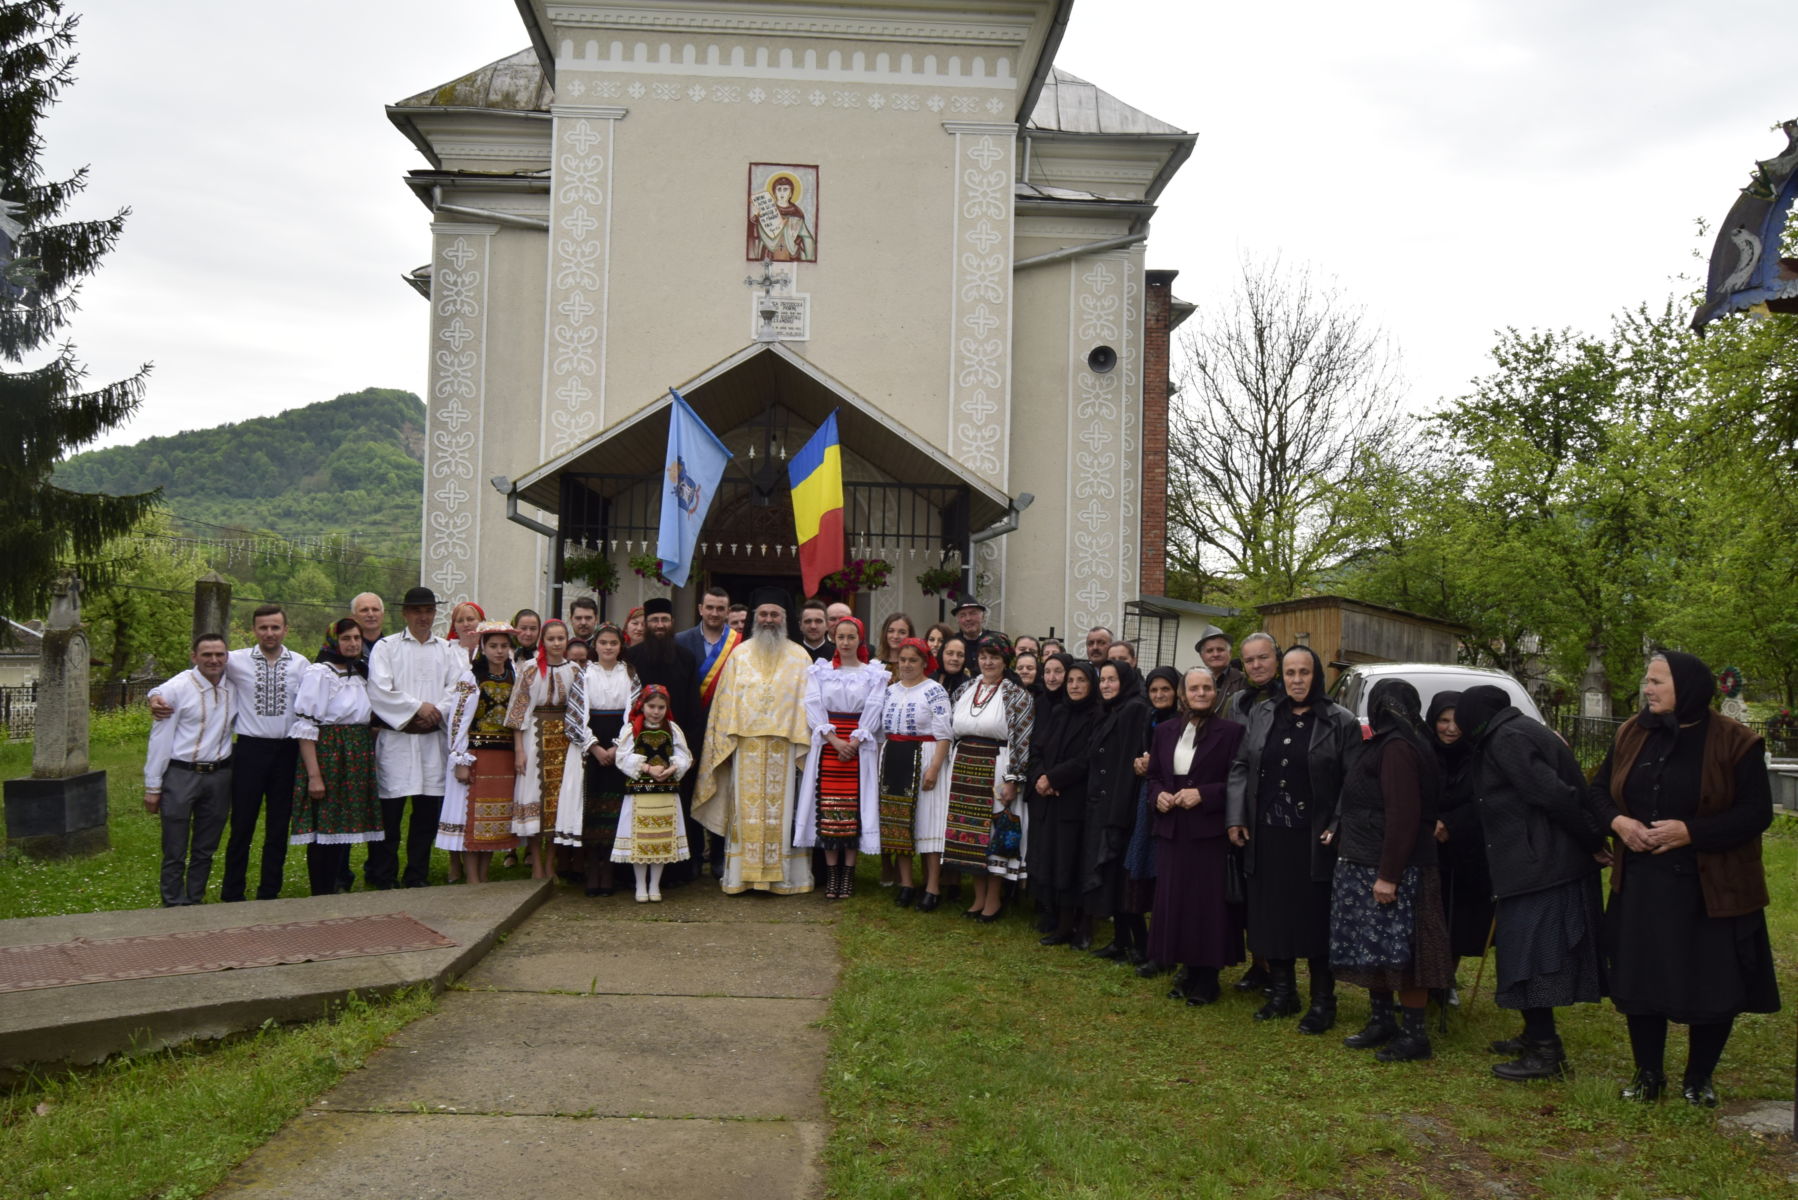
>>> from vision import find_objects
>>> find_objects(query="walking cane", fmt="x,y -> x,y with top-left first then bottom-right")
1467,915 -> 1498,1008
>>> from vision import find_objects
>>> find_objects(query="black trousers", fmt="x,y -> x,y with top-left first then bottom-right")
160,766 -> 232,905
219,736 -> 298,901
305,843 -> 353,896
365,795 -> 443,888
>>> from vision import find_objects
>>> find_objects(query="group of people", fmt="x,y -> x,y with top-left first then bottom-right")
144,586 -> 1779,1105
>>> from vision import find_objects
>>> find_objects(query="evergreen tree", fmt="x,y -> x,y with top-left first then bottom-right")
0,0 -> 154,615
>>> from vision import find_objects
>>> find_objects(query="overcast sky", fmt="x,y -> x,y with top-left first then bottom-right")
41,0 -> 1791,449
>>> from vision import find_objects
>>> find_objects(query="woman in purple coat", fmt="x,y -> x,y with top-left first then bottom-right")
1147,666 -> 1248,1006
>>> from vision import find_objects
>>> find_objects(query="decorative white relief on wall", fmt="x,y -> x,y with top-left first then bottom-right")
559,65 -> 998,121
558,40 -> 1017,89
542,106 -> 624,457
1119,248 -> 1144,606
424,223 -> 495,611
946,123 -> 1014,490
979,538 -> 1005,633
1067,252 -> 1135,634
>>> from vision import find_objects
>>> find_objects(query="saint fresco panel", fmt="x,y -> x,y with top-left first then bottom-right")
746,163 -> 819,262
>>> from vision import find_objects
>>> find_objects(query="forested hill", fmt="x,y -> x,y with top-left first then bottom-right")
55,388 -> 424,555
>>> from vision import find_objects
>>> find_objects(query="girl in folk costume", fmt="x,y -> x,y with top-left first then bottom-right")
437,622 -> 521,884
612,685 -> 692,902
507,618 -> 578,879
945,633 -> 1035,921
877,637 -> 953,910
289,618 -> 384,896
562,622 -> 639,896
795,617 -> 891,899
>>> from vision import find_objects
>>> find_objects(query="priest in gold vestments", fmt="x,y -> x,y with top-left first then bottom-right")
692,590 -> 814,894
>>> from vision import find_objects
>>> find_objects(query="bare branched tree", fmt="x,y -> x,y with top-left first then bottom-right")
1168,256 -> 1411,602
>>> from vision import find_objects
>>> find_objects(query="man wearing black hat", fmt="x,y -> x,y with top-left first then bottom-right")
365,586 -> 467,888
691,586 -> 815,894
953,598 -> 987,641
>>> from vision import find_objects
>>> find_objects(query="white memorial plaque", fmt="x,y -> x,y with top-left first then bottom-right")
751,292 -> 810,341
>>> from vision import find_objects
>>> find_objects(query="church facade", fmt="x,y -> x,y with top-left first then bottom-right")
390,0 -> 1195,643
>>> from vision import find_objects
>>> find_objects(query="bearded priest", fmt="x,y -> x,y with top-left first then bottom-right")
691,587 -> 815,894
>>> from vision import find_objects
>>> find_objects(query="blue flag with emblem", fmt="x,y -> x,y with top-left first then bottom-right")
656,388 -> 733,588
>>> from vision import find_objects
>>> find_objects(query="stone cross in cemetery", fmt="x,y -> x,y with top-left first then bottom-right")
4,573 -> 109,856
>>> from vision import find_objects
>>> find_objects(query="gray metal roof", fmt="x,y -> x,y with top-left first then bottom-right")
1027,68 -> 1184,136
393,48 -> 552,112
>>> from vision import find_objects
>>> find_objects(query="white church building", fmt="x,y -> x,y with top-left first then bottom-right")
390,0 -> 1215,653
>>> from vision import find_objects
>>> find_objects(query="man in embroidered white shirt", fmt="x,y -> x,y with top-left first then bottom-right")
144,634 -> 235,906
150,603 -> 309,901
366,586 -> 464,888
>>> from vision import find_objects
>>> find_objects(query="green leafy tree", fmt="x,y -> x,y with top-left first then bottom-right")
0,0 -> 155,615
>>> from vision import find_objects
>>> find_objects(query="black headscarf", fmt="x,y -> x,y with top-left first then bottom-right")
1364,678 -> 1431,766
1277,645 -> 1330,710
1425,688 -> 1469,768
1062,661 -> 1101,714
1645,649 -> 1715,730
1144,665 -> 1182,727
1099,659 -> 1143,710
1453,684 -> 1511,745
318,618 -> 368,678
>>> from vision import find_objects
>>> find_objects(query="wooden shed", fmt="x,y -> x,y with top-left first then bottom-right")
1255,596 -> 1468,686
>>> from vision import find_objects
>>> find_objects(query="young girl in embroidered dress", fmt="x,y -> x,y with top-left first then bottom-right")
507,618 -> 578,880
612,685 -> 692,902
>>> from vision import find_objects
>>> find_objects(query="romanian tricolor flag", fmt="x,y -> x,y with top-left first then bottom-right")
788,410 -> 845,596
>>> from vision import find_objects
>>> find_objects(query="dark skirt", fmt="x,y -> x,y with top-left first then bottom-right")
1024,793 -> 1050,894
944,738 -> 1001,871
1329,862 -> 1453,991
1147,828 -> 1243,969
1439,841 -> 1495,959
290,724 -> 381,843
1494,874 -> 1605,1011
583,709 -> 627,842
1603,852 -> 1781,1024
879,738 -> 928,857
1245,823 -> 1332,960
1120,784 -> 1157,916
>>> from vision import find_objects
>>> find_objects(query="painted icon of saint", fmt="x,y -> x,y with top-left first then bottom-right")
747,172 -> 816,262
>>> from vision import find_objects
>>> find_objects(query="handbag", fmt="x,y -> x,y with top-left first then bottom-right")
1223,843 -> 1247,906
990,810 -> 1023,857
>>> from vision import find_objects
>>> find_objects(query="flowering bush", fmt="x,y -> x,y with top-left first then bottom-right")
916,564 -> 965,600
564,550 -> 619,594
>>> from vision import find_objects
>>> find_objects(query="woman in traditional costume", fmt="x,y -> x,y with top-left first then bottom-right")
289,618 -> 383,895
795,617 -> 889,899
562,621 -> 639,896
877,637 -> 953,910
437,621 -> 521,883
944,633 -> 1034,921
612,685 -> 692,902
507,617 -> 577,880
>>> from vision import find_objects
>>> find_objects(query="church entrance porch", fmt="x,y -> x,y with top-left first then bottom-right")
506,344 -> 1014,624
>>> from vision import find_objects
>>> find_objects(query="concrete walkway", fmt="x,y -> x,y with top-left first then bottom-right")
210,881 -> 841,1199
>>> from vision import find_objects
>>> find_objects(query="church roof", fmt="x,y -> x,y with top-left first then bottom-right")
1027,68 -> 1184,136
393,48 -> 552,112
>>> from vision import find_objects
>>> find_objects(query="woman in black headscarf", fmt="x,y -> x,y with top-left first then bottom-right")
1026,652 -> 1073,932
1426,691 -> 1495,980
1081,661 -> 1153,961
1032,660 -> 1103,947
1454,683 -> 1605,1083
1122,666 -> 1184,970
1226,646 -> 1361,1032
1589,651 -> 1780,1106
1330,679 -> 1454,1062
1146,666 -> 1247,1004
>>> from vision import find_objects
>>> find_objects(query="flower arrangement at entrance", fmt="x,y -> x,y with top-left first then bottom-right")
628,552 -> 674,588
817,557 -> 891,601
916,563 -> 966,601
564,549 -> 620,595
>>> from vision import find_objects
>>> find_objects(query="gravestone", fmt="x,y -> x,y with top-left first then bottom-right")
4,574 -> 109,857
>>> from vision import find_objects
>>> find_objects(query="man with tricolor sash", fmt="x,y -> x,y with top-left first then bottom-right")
676,586 -> 740,877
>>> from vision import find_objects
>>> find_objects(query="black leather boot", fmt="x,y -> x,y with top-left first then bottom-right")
1253,964 -> 1300,1021
1343,992 -> 1397,1050
1090,939 -> 1125,961
1620,1069 -> 1665,1102
1680,1077 -> 1717,1107
1296,971 -> 1337,1035
1375,1007 -> 1432,1062
1488,1034 -> 1526,1056
1491,1036 -> 1568,1081
1234,960 -> 1271,993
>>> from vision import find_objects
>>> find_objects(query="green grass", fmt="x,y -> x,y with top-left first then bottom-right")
822,831 -> 1798,1199
0,707 -> 509,920
0,988 -> 435,1200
